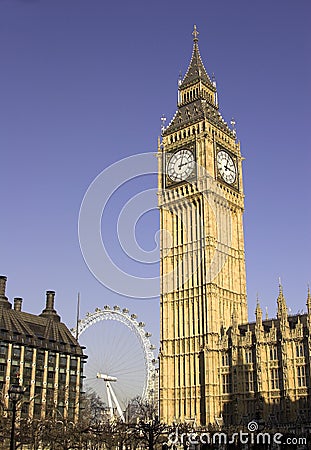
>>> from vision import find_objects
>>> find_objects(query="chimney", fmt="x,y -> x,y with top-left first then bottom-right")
0,276 -> 7,298
14,297 -> 23,312
40,290 -> 60,321
0,275 -> 11,309
46,291 -> 55,311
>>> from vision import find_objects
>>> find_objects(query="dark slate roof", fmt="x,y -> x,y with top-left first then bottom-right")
179,40 -> 213,90
0,295 -> 84,356
238,313 -> 308,336
163,29 -> 235,138
163,98 -> 234,136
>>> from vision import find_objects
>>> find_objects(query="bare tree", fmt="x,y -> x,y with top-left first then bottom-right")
129,398 -> 167,450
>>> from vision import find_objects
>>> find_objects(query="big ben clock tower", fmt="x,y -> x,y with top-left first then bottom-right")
158,26 -> 248,425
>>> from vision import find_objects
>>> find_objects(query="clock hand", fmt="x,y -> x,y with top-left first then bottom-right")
224,164 -> 234,173
178,154 -> 185,169
179,161 -> 190,168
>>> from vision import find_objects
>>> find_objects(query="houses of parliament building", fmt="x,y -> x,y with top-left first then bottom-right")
158,26 -> 311,429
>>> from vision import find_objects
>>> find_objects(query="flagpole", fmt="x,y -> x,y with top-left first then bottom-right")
75,292 -> 80,341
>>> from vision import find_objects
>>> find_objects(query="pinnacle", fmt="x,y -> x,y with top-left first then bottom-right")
179,26 -> 213,90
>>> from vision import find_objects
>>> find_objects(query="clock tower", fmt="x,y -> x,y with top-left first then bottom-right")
158,26 -> 248,425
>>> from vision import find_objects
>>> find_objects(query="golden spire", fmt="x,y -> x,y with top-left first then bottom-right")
255,294 -> 263,325
277,278 -> 288,320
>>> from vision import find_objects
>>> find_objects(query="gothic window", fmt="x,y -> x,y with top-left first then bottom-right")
245,350 -> 253,364
270,346 -> 278,360
296,343 -> 305,358
297,365 -> 306,387
299,397 -> 307,416
245,371 -> 254,392
270,368 -> 280,390
222,373 -> 232,394
222,353 -> 229,366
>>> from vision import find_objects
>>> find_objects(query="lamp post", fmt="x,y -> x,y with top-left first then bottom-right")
8,384 -> 25,450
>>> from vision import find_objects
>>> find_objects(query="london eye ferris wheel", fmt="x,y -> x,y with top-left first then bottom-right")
71,305 -> 157,421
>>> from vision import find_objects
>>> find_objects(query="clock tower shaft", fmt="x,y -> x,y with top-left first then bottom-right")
158,26 -> 247,425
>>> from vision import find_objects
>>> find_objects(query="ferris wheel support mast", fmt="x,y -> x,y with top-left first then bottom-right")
106,381 -> 114,418
97,373 -> 125,422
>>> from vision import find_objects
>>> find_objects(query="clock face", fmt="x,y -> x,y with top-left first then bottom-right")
217,150 -> 237,184
167,149 -> 195,182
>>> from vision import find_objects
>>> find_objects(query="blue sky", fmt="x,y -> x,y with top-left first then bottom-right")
1,0 -> 310,348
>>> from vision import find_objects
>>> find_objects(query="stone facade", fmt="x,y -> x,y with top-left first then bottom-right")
218,288 -> 311,428
158,26 -> 310,428
0,276 -> 86,422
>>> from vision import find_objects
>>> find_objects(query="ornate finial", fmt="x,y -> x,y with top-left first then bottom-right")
255,294 -> 262,325
265,307 -> 269,320
231,117 -> 236,134
278,277 -> 283,293
161,115 -> 166,133
192,25 -> 199,42
277,278 -> 288,320
178,71 -> 183,87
